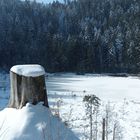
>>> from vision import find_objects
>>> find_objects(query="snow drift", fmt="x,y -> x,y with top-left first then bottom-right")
0,103 -> 79,140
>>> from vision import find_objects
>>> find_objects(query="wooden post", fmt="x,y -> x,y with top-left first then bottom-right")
8,65 -> 49,109
102,118 -> 105,140
113,123 -> 116,140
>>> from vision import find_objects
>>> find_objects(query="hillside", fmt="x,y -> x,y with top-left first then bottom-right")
0,0 -> 140,73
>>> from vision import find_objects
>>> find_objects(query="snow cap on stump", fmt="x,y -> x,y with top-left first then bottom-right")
9,64 -> 49,109
10,64 -> 45,77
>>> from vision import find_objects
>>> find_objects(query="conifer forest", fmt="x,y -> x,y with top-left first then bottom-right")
0,0 -> 140,73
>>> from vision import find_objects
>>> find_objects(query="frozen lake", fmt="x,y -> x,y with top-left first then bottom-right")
22,0 -> 64,4
0,73 -> 140,108
46,74 -> 140,101
1,73 -> 140,140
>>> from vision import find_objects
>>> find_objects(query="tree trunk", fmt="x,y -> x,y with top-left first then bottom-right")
8,65 -> 49,109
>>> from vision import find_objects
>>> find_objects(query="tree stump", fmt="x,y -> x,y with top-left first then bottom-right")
8,65 -> 49,109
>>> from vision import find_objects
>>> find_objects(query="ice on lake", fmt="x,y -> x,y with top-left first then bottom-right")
1,73 -> 140,140
46,74 -> 140,101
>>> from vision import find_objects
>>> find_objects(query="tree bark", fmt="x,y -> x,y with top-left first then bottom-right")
8,70 -> 49,109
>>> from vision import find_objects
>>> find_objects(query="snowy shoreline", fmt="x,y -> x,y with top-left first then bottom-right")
0,73 -> 140,140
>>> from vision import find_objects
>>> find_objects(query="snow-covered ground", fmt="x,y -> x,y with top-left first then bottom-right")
0,102 -> 78,140
21,0 -> 64,4
0,73 -> 140,140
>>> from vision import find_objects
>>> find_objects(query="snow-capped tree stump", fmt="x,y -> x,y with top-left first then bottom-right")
8,65 -> 49,109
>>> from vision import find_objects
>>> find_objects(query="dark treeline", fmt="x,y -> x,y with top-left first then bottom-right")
0,0 -> 140,73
